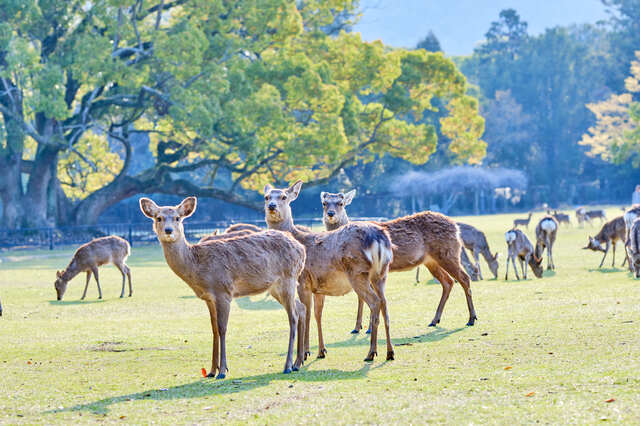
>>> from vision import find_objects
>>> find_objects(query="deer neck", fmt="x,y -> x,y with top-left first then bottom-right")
267,211 -> 315,247
324,213 -> 349,231
62,261 -> 81,282
159,235 -> 197,283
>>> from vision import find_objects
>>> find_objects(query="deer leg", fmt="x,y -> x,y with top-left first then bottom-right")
293,299 -> 306,370
298,284 -> 312,359
612,241 -> 617,267
599,242 -> 610,268
512,256 -> 520,280
215,296 -> 231,379
91,267 -> 102,299
114,262 -> 126,298
349,274 -> 381,362
505,254 -> 510,280
473,249 -> 483,280
425,262 -> 453,326
81,271 -> 92,300
204,301 -> 220,378
125,264 -> 132,297
522,256 -> 528,280
313,293 -> 328,358
351,297 -> 364,334
370,273 -> 394,360
269,286 -> 298,373
415,267 -> 420,283
440,258 -> 477,326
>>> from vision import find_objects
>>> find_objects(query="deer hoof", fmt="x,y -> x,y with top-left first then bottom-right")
350,328 -> 360,334
386,350 -> 395,361
317,348 -> 327,359
292,365 -> 299,372
283,367 -> 292,374
215,373 -> 226,380
365,327 -> 372,334
205,371 -> 216,378
428,320 -> 438,327
364,351 -> 377,362
467,317 -> 477,326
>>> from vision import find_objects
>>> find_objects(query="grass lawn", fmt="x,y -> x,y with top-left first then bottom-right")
1,208 -> 639,424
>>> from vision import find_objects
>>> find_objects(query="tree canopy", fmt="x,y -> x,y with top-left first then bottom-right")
0,0 -> 485,228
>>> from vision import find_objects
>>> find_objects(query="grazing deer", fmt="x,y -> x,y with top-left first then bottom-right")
266,182 -> 394,361
623,205 -> 640,269
54,236 -> 132,301
457,222 -> 499,280
535,216 -> 558,270
583,216 -> 626,268
319,190 -> 477,335
504,229 -> 544,280
140,197 -> 306,378
0,296 -> 2,317
513,212 -> 533,229
577,207 -> 607,226
626,217 -> 640,278
551,210 -> 570,226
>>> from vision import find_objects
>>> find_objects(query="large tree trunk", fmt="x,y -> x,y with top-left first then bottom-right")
0,95 -> 26,229
21,144 -> 59,228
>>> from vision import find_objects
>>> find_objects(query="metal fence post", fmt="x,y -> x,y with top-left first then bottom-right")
128,224 -> 133,247
48,228 -> 54,251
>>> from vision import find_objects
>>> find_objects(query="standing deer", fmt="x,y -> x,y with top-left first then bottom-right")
535,216 -> 559,270
140,197 -> 306,378
266,182 -> 394,361
457,222 -> 499,280
319,189 -> 477,335
577,207 -> 607,226
504,229 -> 544,280
623,205 -> 640,269
550,210 -> 570,226
54,236 -> 132,301
626,217 -> 640,278
583,216 -> 626,268
513,213 -> 533,229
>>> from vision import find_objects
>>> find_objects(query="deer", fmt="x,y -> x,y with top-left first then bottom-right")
0,296 -> 2,317
319,189 -> 478,335
623,205 -> 640,269
549,210 -> 570,226
513,212 -> 533,229
583,216 -> 626,268
456,222 -> 499,280
535,216 -> 559,270
577,207 -> 607,227
626,217 -> 640,278
504,229 -> 544,280
54,236 -> 132,301
140,197 -> 307,378
266,182 -> 395,361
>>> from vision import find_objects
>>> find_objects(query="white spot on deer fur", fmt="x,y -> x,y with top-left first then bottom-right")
541,219 -> 557,233
505,231 -> 516,244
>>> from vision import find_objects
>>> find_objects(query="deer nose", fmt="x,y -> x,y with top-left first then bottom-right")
327,211 -> 335,217
268,203 -> 276,211
165,227 -> 173,235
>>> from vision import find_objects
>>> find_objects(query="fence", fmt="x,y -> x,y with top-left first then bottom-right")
0,217 -> 389,251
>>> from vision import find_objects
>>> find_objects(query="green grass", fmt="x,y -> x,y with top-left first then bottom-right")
1,208 -> 639,424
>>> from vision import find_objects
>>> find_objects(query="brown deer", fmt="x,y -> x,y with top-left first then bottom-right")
504,229 -> 544,280
140,197 -> 307,378
513,212 -> 533,229
577,207 -> 607,227
54,236 -> 132,301
535,216 -> 559,270
623,205 -> 640,269
626,217 -> 640,278
225,223 -> 263,233
0,296 -> 2,317
266,181 -> 395,361
457,222 -> 499,280
319,189 -> 477,335
583,216 -> 626,268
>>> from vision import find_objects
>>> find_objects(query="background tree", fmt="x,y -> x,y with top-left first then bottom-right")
416,30 -> 441,52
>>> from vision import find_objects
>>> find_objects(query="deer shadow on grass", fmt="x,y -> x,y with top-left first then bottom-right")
589,267 -> 625,273
48,299 -> 106,306
49,364 -> 373,416
177,295 -> 281,311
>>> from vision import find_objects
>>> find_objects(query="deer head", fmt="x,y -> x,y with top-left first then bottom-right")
321,189 -> 356,227
583,236 -> 605,252
139,197 -> 197,243
488,252 -> 499,279
264,181 -> 302,227
54,270 -> 68,301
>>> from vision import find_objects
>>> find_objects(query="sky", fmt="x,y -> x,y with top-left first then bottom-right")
352,0 -> 610,55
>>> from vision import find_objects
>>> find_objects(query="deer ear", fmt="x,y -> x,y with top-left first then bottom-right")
264,184 -> 273,195
139,198 -> 159,219
494,252 -> 500,260
212,230 -> 218,235
177,197 -> 197,218
320,191 -> 327,202
343,189 -> 356,206
287,180 -> 303,201
56,270 -> 62,278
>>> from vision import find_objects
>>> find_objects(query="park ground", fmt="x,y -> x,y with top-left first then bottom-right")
0,208 -> 639,424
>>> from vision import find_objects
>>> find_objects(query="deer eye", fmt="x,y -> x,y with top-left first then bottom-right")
156,217 -> 162,222
338,202 -> 343,207
264,196 -> 269,200
281,195 -> 286,200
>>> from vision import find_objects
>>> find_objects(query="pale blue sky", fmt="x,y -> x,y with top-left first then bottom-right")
353,0 -> 609,55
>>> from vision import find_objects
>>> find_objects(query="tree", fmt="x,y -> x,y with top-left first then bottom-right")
0,0 -> 486,229
416,30 -> 441,52
580,51 -> 640,166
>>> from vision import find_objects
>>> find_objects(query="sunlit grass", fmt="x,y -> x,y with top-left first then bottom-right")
1,207 -> 638,423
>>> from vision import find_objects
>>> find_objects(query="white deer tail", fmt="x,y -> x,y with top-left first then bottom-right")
363,228 -> 393,276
